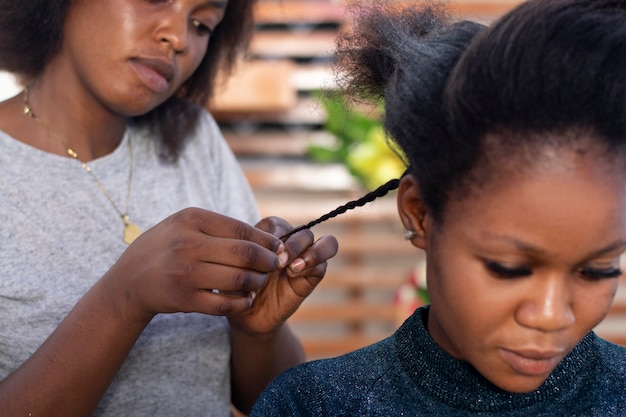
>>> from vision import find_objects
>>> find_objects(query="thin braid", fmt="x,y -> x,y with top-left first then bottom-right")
280,177 -> 401,241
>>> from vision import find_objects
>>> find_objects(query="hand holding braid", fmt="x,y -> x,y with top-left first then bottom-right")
280,177 -> 401,241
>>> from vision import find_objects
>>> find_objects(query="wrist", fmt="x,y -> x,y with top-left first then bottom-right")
97,269 -> 155,329
229,319 -> 289,344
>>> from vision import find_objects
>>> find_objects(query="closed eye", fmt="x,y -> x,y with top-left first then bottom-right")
485,261 -> 532,279
192,19 -> 213,35
580,267 -> 622,280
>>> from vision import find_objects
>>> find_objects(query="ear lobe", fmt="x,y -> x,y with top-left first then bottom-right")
397,175 -> 429,249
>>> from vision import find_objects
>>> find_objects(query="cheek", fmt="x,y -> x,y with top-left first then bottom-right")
426,244 -> 502,334
181,40 -> 210,80
425,237 -> 519,346
574,280 -> 619,328
426,242 -> 495,308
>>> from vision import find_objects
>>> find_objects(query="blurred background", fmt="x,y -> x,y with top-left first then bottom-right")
1,0 -> 623,361
209,0 -> 626,360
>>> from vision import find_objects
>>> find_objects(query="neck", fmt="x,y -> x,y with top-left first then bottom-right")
25,75 -> 128,161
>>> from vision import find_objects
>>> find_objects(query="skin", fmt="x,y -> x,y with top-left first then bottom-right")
0,0 -> 339,415
398,140 -> 625,393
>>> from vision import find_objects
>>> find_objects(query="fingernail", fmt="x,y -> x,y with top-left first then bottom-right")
288,258 -> 306,274
278,250 -> 289,268
247,291 -> 257,307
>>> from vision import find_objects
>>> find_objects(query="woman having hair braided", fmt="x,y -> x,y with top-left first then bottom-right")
252,0 -> 626,415
0,1 -> 338,416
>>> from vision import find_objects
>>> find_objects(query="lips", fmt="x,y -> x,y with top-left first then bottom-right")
130,57 -> 175,94
500,348 -> 565,377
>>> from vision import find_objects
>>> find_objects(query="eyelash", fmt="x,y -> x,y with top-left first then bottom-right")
144,1 -> 214,36
485,261 -> 531,279
484,261 -> 623,280
192,19 -> 213,36
580,267 -> 623,280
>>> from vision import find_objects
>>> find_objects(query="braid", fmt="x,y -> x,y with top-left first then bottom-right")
280,177 -> 401,241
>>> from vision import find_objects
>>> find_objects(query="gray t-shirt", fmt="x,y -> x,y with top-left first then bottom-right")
0,112 -> 260,416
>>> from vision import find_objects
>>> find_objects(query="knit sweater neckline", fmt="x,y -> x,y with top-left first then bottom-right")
394,306 -> 596,412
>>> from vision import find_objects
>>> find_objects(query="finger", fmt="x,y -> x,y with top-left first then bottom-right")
286,263 -> 330,298
186,290 -> 256,316
286,235 -> 338,275
192,263 -> 268,294
281,228 -> 315,262
255,216 -> 292,238
173,208 -> 283,253
288,262 -> 329,282
173,233 -> 282,273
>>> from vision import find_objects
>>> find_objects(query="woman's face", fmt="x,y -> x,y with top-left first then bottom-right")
399,141 -> 625,393
55,0 -> 228,115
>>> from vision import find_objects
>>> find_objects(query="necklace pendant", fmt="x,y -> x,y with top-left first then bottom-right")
124,223 -> 142,245
24,88 -> 140,245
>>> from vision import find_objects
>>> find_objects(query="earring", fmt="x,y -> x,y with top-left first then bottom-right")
404,230 -> 417,240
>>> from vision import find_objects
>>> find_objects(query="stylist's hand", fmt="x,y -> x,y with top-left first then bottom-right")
228,216 -> 338,335
105,208 -> 288,322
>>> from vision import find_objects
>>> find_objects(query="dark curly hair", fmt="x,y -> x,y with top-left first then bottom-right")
285,0 -> 626,234
0,0 -> 256,160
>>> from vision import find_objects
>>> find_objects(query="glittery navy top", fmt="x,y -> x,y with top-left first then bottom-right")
251,306 -> 626,416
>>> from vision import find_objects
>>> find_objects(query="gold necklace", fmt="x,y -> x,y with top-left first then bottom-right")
23,87 -> 141,245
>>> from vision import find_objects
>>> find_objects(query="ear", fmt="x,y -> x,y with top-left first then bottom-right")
397,174 -> 430,250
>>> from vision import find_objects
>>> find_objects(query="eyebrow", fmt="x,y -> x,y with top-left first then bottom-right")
585,241 -> 626,260
205,0 -> 228,8
480,232 -> 626,259
480,233 -> 547,256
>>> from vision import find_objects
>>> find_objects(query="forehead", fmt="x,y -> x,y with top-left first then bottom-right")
458,130 -> 626,199
440,136 -> 626,253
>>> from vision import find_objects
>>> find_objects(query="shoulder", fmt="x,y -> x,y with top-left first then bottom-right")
160,109 -> 236,170
593,335 -> 626,378
587,334 -> 626,409
251,336 -> 398,416
194,109 -> 222,137
183,109 -> 226,152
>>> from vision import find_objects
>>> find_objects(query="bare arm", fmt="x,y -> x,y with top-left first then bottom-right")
0,271 -> 152,417
230,323 -> 305,414
0,208 -> 286,417
229,217 -> 339,413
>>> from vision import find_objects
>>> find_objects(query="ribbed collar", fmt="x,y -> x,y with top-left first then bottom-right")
394,306 -> 597,412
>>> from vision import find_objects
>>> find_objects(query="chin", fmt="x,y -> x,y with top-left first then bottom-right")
108,88 -> 171,117
491,375 -> 549,394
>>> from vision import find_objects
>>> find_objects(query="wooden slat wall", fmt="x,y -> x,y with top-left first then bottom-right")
253,1 -> 526,25
215,0 -> 625,363
251,178 -> 420,360
254,174 -> 626,359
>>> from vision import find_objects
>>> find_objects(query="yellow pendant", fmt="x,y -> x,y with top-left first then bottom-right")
124,223 -> 141,245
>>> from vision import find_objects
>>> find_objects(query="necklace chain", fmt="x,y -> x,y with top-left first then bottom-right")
23,87 -> 141,244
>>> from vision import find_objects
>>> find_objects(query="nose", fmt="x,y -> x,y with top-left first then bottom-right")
515,273 -> 575,332
156,13 -> 189,54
